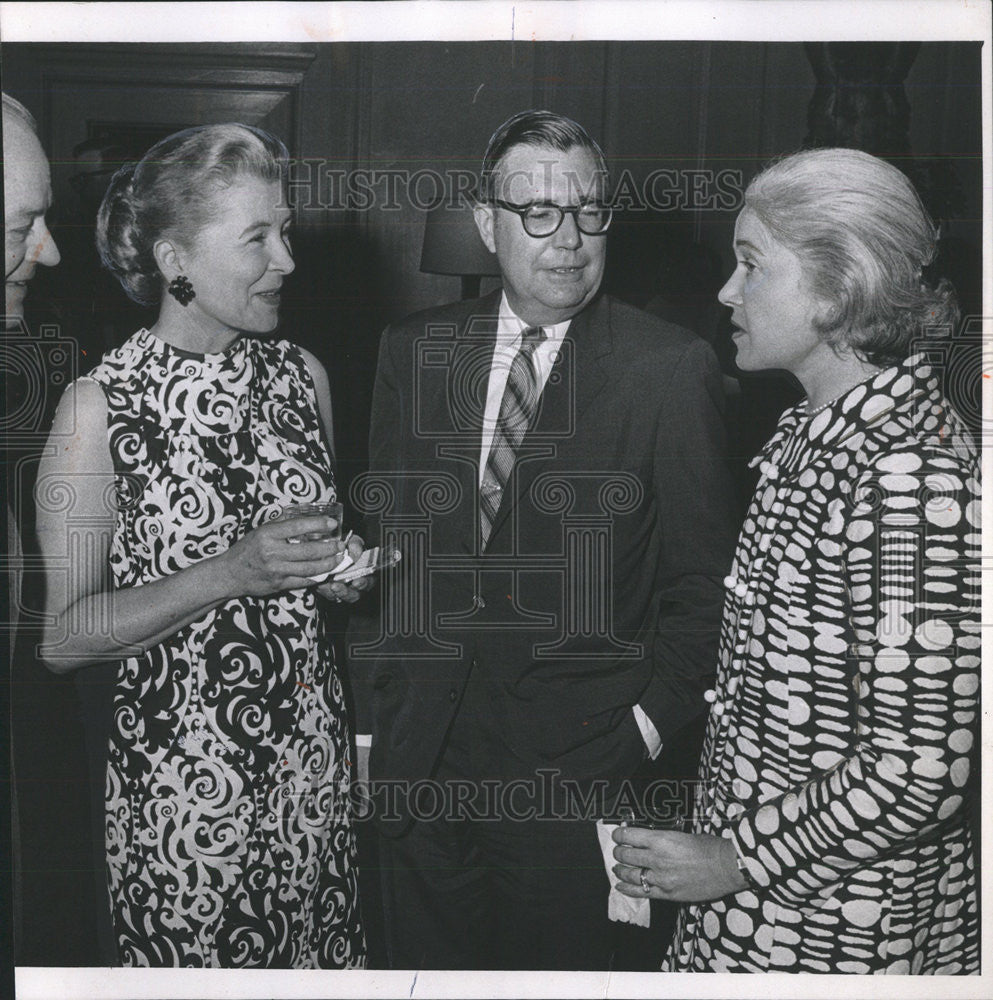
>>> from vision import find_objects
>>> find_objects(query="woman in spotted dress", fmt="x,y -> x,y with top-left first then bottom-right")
612,148 -> 980,973
35,124 -> 369,967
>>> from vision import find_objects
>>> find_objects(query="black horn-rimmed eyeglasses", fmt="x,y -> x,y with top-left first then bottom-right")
489,199 -> 613,238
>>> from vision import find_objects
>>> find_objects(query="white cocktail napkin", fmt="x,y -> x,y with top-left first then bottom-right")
596,819 -> 650,927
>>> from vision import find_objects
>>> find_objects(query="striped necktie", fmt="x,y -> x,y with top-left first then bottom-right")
479,326 -> 547,545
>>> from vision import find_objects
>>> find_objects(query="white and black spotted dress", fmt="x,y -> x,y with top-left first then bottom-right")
83,329 -> 365,968
665,354 -> 980,973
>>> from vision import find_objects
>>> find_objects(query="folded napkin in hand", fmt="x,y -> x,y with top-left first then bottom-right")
596,819 -> 650,927
309,550 -> 353,585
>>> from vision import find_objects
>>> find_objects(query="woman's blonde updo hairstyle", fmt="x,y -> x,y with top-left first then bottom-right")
744,147 -> 959,367
96,122 -> 289,306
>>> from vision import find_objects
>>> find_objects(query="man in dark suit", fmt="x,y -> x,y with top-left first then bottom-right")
5,91 -> 106,967
351,110 -> 736,970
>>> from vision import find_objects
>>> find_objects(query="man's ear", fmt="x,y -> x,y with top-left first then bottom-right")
473,202 -> 496,254
152,237 -> 184,279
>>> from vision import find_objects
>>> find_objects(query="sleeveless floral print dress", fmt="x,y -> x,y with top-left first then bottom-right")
83,329 -> 365,967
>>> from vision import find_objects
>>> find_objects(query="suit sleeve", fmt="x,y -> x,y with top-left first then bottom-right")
729,447 -> 981,903
348,326 -> 403,736
638,337 -> 737,744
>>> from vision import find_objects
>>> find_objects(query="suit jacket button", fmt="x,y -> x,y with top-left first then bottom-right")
449,688 -> 458,703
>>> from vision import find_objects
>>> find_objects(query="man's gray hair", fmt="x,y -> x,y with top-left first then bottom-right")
2,92 -> 39,134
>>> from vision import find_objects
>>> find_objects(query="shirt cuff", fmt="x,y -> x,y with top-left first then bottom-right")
354,733 -> 372,748
632,704 -> 662,760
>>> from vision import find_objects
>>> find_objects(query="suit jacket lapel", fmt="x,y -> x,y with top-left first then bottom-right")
436,291 -> 501,553
562,294 -> 612,422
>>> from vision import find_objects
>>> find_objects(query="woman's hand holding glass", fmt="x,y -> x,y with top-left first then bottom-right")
219,515 -> 348,597
611,827 -> 748,903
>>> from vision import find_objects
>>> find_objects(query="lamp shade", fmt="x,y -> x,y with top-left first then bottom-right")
420,199 -> 500,277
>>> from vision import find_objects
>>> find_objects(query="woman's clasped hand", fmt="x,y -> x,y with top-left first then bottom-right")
611,827 -> 747,903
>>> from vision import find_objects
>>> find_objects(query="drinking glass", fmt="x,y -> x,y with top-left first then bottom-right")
276,501 -> 343,543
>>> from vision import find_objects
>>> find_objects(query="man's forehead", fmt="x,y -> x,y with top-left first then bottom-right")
3,175 -> 53,220
3,124 -> 53,213
5,195 -> 51,223
493,143 -> 606,201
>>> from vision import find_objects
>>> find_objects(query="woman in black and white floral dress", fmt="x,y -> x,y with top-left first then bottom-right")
36,124 -> 368,967
612,148 -> 979,973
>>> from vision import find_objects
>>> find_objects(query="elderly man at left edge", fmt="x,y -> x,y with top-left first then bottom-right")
4,94 -> 60,317
350,110 -> 738,970
4,92 -> 61,618
5,91 -> 99,967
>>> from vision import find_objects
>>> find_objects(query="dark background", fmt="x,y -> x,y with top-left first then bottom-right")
2,40 -> 983,969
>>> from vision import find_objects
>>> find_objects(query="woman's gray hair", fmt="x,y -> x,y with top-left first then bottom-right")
96,123 -> 289,306
744,147 -> 958,366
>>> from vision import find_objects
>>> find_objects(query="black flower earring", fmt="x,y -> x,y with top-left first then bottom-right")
167,275 -> 196,306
